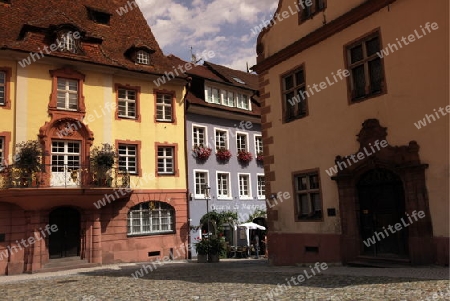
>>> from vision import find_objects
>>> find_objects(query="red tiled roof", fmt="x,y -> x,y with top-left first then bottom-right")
0,0 -> 174,75
204,61 -> 259,91
167,55 -> 260,116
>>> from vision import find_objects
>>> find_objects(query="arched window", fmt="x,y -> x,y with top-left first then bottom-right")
136,50 -> 150,65
127,201 -> 175,235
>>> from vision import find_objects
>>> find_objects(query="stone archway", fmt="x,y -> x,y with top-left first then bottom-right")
332,119 -> 434,265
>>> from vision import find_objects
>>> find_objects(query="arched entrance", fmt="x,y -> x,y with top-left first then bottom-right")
49,207 -> 81,258
357,169 -> 408,258
333,119 -> 434,264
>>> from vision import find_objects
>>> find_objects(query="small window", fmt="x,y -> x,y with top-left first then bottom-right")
205,86 -> 220,104
58,31 -> 78,53
118,89 -> 137,119
300,0 -> 327,21
217,172 -> 230,198
127,202 -> 175,235
257,175 -> 265,199
157,146 -> 175,175
118,144 -> 137,174
255,136 -> 263,155
237,94 -> 250,110
194,171 -> 209,196
282,66 -> 307,122
193,126 -> 206,146
0,71 -> 5,106
87,7 -> 111,25
346,31 -> 385,102
57,78 -> 78,110
294,171 -> 323,220
136,50 -> 150,65
236,133 -> 248,152
156,94 -> 173,122
215,129 -> 228,150
223,91 -> 235,107
238,174 -> 251,198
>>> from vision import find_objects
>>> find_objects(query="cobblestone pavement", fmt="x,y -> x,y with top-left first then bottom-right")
0,259 -> 448,301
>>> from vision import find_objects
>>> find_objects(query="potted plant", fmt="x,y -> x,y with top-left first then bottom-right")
15,140 -> 43,187
207,237 -> 226,263
90,143 -> 117,186
237,150 -> 253,163
216,147 -> 232,162
192,144 -> 212,161
194,237 -> 209,263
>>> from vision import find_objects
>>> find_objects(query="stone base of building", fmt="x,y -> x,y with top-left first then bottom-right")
268,232 -> 449,266
267,233 -> 341,266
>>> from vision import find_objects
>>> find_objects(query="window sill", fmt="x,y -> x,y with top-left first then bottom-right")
217,197 -> 233,201
127,231 -> 175,237
156,119 -> 174,123
118,115 -> 137,120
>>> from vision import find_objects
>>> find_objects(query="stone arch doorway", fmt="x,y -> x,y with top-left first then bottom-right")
49,207 -> 81,259
357,168 -> 408,258
332,119 -> 434,264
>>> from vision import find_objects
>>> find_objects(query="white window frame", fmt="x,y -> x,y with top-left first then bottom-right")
254,135 -> 263,154
216,171 -> 232,199
214,128 -> 229,150
118,88 -> 136,119
192,124 -> 207,147
0,71 -> 5,106
127,202 -> 175,235
118,144 -> 138,174
57,78 -> 78,111
58,32 -> 76,52
136,50 -> 150,65
205,85 -> 220,104
157,146 -> 175,175
156,94 -> 173,122
237,93 -> 251,110
257,173 -> 265,199
236,132 -> 249,152
51,140 -> 81,171
193,169 -> 209,198
238,173 -> 252,199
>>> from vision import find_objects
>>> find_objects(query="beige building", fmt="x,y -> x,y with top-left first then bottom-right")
254,0 -> 448,265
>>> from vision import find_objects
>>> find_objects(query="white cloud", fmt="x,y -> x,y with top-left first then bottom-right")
137,0 -> 277,69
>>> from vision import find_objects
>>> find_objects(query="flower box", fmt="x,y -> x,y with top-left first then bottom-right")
216,148 -> 232,161
237,150 -> 253,163
193,145 -> 212,160
256,152 -> 264,163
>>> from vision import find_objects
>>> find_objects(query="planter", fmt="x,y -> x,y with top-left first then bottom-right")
208,254 -> 220,263
197,254 -> 208,263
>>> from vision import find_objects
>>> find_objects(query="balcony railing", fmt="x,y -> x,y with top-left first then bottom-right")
0,164 -> 130,189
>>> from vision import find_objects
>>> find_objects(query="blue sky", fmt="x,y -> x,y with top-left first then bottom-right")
137,0 -> 278,71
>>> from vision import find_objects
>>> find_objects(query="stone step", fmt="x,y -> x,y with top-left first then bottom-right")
36,257 -> 101,273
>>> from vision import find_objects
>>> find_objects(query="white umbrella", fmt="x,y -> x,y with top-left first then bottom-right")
238,222 -> 266,230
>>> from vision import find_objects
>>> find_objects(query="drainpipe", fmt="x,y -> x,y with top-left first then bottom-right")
183,77 -> 193,259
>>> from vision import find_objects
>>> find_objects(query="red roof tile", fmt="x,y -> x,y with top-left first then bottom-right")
0,0 -> 174,75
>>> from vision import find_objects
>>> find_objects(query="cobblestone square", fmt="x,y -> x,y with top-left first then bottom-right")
0,259 -> 448,301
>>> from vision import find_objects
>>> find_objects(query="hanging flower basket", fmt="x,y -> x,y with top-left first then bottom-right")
256,152 -> 264,163
193,144 -> 212,160
237,150 -> 253,163
216,148 -> 232,162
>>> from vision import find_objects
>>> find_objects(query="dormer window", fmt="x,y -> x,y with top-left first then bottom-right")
136,50 -> 150,65
58,31 -> 78,53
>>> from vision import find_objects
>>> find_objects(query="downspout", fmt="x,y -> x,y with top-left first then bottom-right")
183,77 -> 193,259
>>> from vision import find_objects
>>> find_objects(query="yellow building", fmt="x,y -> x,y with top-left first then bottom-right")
254,0 -> 448,265
0,0 -> 188,275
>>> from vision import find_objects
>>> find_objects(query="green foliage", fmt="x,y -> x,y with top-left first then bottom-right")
15,140 -> 43,172
245,209 -> 267,223
194,237 -> 226,255
90,143 -> 117,169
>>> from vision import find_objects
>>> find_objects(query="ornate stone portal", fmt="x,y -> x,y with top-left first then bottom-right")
332,119 -> 434,265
